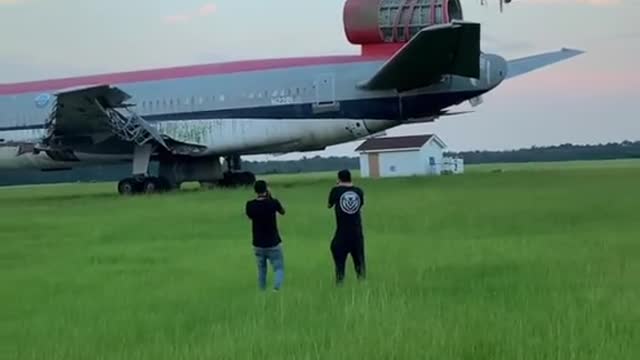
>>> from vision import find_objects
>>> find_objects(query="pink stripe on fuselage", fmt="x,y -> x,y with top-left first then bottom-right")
0,55 -> 386,96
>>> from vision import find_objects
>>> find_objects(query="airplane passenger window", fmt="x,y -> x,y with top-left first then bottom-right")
198,97 -> 204,104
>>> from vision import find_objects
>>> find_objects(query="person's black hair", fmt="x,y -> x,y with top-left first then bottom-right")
254,180 -> 267,194
338,169 -> 351,182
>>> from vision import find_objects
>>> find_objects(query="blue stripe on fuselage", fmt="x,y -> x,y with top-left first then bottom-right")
143,90 -> 483,121
0,91 -> 483,132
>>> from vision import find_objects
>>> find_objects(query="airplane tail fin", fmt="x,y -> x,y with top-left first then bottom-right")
357,21 -> 481,92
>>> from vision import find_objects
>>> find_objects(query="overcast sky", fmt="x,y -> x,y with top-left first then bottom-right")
1,0 -> 638,160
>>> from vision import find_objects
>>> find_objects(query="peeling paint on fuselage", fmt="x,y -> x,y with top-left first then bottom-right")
154,118 -> 394,156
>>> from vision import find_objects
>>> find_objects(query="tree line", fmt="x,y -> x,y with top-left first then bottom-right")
1,141 -> 639,186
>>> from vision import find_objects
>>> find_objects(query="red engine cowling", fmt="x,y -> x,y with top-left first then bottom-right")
343,0 -> 463,55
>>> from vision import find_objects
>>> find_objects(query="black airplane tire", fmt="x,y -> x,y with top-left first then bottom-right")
118,178 -> 138,195
142,178 -> 161,194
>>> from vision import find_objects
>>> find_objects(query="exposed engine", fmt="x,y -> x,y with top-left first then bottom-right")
343,0 -> 464,46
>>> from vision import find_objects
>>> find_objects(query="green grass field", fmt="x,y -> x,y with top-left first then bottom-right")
1,160 -> 639,359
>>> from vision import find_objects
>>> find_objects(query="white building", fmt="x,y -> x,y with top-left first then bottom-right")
356,134 -> 452,178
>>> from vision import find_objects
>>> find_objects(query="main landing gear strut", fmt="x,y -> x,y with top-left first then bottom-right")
117,144 -> 175,195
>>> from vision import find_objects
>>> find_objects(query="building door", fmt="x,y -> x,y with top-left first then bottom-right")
368,153 -> 380,178
428,156 -> 436,175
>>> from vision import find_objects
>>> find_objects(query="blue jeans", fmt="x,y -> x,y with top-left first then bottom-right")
254,244 -> 284,290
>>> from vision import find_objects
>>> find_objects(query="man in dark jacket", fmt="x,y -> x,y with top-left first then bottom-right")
327,169 -> 366,285
246,180 -> 285,291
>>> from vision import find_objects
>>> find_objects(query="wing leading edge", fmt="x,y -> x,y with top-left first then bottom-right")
40,84 -> 207,156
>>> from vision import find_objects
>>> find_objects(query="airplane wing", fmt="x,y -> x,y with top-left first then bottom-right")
505,48 -> 585,80
42,84 -> 169,151
50,84 -> 131,135
357,21 -> 481,92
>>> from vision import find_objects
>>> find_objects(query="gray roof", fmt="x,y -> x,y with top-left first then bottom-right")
355,134 -> 435,152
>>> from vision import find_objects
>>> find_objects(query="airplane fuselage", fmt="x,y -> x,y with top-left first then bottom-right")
0,53 -> 507,171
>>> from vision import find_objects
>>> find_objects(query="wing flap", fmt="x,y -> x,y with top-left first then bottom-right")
506,48 -> 585,80
52,84 -> 132,135
358,21 -> 481,92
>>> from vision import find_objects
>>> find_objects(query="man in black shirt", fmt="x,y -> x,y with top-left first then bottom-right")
245,180 -> 285,291
327,169 -> 366,285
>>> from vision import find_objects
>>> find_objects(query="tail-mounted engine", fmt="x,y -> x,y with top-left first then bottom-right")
343,0 -> 464,55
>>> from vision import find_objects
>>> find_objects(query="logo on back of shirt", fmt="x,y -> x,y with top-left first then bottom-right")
339,191 -> 361,215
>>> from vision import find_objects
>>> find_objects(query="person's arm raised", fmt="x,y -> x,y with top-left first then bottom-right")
275,198 -> 285,215
328,187 -> 336,209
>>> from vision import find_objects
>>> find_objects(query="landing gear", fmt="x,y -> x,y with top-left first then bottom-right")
115,150 -> 255,196
218,171 -> 256,188
117,176 -> 173,195
215,155 -> 256,188
116,144 -> 176,196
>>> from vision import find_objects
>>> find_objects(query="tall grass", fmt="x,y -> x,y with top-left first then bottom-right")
1,163 -> 639,359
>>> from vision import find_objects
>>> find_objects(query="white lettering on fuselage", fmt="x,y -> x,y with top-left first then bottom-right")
270,96 -> 295,105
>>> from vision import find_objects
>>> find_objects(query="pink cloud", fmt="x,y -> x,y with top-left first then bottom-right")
162,3 -> 217,25
0,0 -> 25,5
523,0 -> 622,5
504,69 -> 640,97
198,3 -> 217,16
